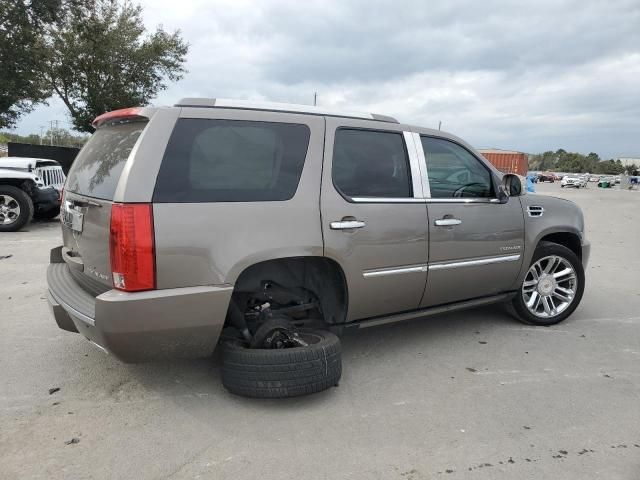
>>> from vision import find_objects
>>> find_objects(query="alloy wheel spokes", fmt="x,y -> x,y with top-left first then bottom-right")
522,255 -> 578,318
0,195 -> 20,225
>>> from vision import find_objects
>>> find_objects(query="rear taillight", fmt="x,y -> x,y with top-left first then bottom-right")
109,203 -> 155,292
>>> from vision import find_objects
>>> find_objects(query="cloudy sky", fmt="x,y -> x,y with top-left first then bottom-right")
15,0 -> 640,158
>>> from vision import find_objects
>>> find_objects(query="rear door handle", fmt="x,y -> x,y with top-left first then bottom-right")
434,218 -> 462,226
330,220 -> 366,230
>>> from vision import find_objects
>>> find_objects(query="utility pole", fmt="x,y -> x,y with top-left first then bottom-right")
313,92 -> 317,106
49,120 -> 60,145
438,120 -> 442,131
39,126 -> 45,145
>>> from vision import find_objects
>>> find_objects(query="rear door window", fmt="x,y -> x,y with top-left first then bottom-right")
153,119 -> 310,202
332,128 -> 412,198
65,121 -> 147,200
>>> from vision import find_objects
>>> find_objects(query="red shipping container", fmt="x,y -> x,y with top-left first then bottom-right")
478,149 -> 528,177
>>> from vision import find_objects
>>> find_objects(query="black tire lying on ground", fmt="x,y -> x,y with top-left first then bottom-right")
221,329 -> 342,398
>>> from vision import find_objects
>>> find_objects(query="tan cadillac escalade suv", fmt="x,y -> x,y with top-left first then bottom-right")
47,99 -> 589,398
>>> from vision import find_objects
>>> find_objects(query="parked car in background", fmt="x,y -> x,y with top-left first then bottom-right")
0,157 -> 64,231
561,175 -> 587,188
47,99 -> 589,398
598,176 -> 615,188
537,172 -> 555,182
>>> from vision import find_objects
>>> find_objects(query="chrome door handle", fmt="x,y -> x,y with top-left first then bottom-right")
434,218 -> 462,226
330,220 -> 366,230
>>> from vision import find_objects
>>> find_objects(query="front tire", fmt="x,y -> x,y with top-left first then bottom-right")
512,242 -> 584,326
0,186 -> 34,232
221,329 -> 342,398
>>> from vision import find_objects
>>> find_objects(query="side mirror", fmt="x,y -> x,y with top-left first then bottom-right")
501,173 -> 524,199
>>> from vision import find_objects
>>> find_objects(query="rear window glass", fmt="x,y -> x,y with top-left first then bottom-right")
65,121 -> 147,200
153,119 -> 310,202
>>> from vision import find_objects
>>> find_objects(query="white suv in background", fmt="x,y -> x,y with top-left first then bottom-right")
561,174 -> 587,188
0,157 -> 65,231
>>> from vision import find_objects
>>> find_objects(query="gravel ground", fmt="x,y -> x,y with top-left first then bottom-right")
1,183 -> 639,479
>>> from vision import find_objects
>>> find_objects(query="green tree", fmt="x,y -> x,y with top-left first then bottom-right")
0,127 -> 88,148
42,0 -> 188,132
0,0 -> 63,128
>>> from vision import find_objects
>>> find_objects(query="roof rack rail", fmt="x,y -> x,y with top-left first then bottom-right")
174,98 -> 399,123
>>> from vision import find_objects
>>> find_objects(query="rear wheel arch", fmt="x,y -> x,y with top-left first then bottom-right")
227,256 -> 348,326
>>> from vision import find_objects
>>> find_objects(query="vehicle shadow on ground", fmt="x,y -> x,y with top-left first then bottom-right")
115,304 -> 518,408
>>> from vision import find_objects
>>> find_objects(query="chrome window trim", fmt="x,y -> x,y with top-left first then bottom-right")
428,254 -> 521,271
412,132 -> 431,198
351,197 -> 501,204
425,197 -> 502,204
363,264 -> 428,278
403,131 -> 425,199
351,197 -> 428,203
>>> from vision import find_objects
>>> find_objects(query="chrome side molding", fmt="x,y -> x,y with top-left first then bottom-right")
429,254 -> 521,271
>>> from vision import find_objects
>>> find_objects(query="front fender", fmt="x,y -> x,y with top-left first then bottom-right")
512,194 -> 585,289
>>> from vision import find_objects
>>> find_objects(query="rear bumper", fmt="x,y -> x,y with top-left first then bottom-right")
47,256 -> 233,363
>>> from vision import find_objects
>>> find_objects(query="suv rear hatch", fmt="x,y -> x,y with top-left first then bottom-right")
62,114 -> 149,295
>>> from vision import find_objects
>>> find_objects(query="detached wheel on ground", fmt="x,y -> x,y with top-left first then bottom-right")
512,241 -> 585,326
221,329 -> 342,398
0,186 -> 34,232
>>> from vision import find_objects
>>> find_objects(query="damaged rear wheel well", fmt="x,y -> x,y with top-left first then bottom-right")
225,257 -> 348,330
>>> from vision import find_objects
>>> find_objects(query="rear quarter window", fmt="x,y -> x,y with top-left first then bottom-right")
153,119 -> 310,202
65,121 -> 147,200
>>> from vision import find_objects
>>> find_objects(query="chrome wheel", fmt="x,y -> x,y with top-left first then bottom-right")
522,255 -> 578,319
0,194 -> 21,225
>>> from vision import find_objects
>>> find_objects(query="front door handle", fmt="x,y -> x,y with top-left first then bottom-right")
434,218 -> 462,226
330,220 -> 366,230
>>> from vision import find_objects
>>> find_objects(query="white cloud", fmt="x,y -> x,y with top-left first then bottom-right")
12,0 -> 640,158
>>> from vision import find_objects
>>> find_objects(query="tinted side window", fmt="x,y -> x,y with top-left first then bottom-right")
332,129 -> 412,198
66,121 -> 147,200
421,137 -> 493,198
154,119 -> 310,202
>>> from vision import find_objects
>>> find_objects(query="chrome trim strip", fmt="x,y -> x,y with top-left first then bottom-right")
429,254 -> 521,271
403,131 -> 425,198
351,197 -> 426,203
412,132 -> 431,198
350,197 -> 501,204
425,197 -> 500,204
363,264 -> 428,278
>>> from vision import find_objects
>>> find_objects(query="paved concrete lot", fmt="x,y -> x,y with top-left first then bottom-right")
1,183 -> 639,479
